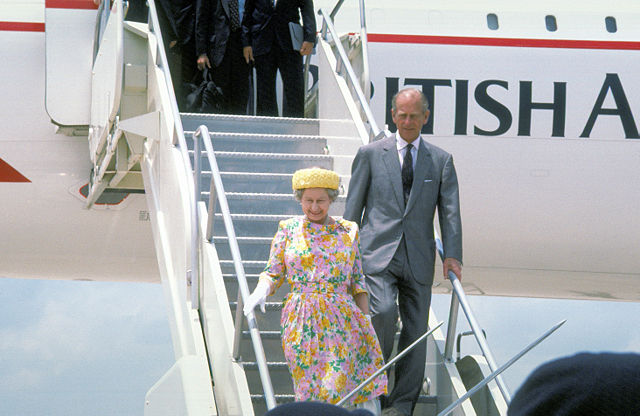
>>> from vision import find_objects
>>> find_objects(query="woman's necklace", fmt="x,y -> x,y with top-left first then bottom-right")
305,215 -> 332,225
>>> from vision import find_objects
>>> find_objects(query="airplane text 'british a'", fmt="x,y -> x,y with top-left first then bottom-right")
385,73 -> 639,139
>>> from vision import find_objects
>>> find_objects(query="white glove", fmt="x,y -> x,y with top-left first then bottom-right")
243,279 -> 272,316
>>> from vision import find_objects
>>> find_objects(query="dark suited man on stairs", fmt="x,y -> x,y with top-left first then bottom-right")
344,88 -> 463,416
195,0 -> 250,114
241,0 -> 316,117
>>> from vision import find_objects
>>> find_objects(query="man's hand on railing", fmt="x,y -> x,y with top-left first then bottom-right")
443,257 -> 462,281
243,279 -> 272,316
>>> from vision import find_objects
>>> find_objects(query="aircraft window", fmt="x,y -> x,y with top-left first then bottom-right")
605,16 -> 617,33
545,15 -> 558,32
487,13 -> 499,30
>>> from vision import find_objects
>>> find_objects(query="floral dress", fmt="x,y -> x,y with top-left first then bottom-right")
259,216 -> 387,405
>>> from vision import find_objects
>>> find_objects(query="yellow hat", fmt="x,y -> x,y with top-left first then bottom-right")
292,168 -> 340,191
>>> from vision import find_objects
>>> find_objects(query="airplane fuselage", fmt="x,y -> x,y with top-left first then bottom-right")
1,0 -> 638,300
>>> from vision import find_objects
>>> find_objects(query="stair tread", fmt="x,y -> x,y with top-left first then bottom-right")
242,330 -> 281,339
214,236 -> 273,242
250,393 -> 295,401
224,273 -> 261,276
180,112 -> 347,124
214,213 -> 292,220
186,131 -> 354,141
212,151 -> 333,159
181,112 -> 320,122
204,192 -> 346,201
220,259 -> 266,265
210,171 -> 348,176
243,361 -> 288,367
220,172 -> 295,178
230,301 -> 281,311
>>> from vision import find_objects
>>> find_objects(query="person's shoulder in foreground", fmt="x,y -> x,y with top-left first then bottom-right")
508,352 -> 640,416
264,401 -> 373,416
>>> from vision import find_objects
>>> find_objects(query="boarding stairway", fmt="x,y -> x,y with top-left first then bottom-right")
181,113 -> 360,415
179,112 -> 447,415
82,0 -> 520,415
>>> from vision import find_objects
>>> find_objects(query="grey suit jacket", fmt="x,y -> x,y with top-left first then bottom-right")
343,134 -> 462,285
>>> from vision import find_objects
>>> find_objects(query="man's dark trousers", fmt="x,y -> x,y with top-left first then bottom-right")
254,45 -> 303,117
368,238 -> 431,415
212,29 -> 249,114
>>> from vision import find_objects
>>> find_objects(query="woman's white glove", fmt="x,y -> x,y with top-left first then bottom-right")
243,279 -> 272,316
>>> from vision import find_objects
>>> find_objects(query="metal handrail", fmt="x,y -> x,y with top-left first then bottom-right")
438,320 -> 566,416
302,0 -> 344,107
358,0 -> 372,106
194,125 -> 277,411
147,0 -> 200,308
318,8 -> 384,142
329,0 -> 346,20
337,322 -> 444,407
434,228 -> 512,404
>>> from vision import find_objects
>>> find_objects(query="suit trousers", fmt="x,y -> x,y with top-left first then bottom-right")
212,29 -> 249,115
254,44 -> 304,117
367,238 -> 432,415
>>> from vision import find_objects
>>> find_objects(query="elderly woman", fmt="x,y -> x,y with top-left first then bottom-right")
244,168 -> 387,412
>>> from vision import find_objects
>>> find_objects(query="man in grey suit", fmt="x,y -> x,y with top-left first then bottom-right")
344,88 -> 463,416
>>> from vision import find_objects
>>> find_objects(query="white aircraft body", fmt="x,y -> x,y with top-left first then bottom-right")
2,0 -> 638,301
1,0 -> 639,414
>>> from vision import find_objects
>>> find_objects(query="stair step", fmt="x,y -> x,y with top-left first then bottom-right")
215,237 -> 273,245
213,246 -> 271,263
418,395 -> 438,404
180,113 -> 321,135
212,236 -> 273,261
210,211 -> 346,238
251,393 -> 295,403
211,213 -> 286,238
189,132 -> 331,154
218,172 -> 297,194
243,330 -> 281,340
243,361 -> 289,371
220,259 -> 267,268
198,173 -> 294,195
202,192 -> 346,215
230,301 -> 282,311
215,192 -> 346,201
209,171 -> 349,194
213,151 -> 334,173
224,273 -> 261,280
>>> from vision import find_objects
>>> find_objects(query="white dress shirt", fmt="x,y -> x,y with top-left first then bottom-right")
396,135 -> 419,172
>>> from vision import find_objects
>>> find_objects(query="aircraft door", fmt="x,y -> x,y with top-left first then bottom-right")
45,0 -> 98,127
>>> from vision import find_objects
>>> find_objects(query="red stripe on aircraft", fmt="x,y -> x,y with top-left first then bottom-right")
0,158 -> 31,183
1,1 -> 97,32
46,0 -> 98,9
367,34 -> 640,50
0,21 -> 45,32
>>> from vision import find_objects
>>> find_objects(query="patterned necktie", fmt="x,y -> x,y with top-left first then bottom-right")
229,0 -> 240,31
402,143 -> 413,205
